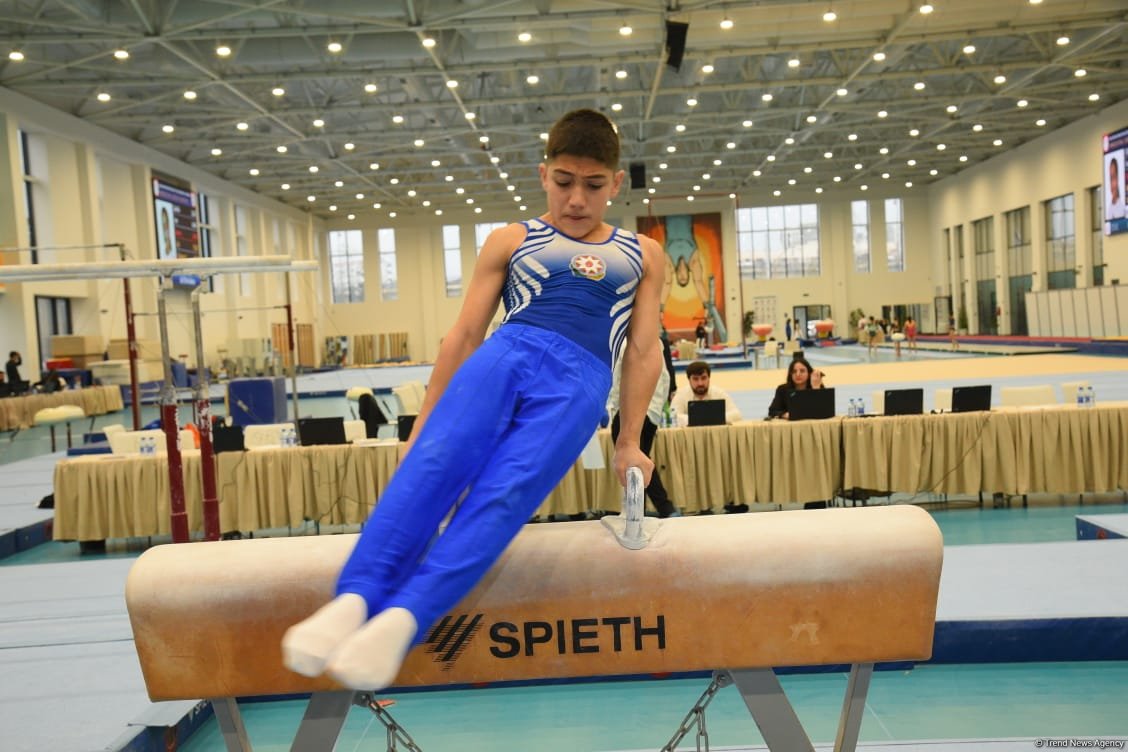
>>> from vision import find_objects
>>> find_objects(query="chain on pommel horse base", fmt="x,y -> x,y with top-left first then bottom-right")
126,470 -> 943,751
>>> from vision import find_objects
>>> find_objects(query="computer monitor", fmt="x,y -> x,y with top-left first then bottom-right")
687,399 -> 726,426
397,414 -> 417,442
788,388 -> 836,421
884,388 -> 924,416
211,423 -> 245,454
952,385 -> 992,413
298,417 -> 348,446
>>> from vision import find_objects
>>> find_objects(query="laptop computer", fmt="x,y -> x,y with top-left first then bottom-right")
952,385 -> 992,413
298,417 -> 348,446
211,423 -> 246,454
884,388 -> 924,416
687,399 -> 726,427
788,388 -> 836,421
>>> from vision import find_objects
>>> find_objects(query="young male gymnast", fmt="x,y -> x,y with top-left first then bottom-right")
282,108 -> 665,691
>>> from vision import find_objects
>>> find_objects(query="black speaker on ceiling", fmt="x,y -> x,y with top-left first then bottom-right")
629,163 -> 646,190
665,21 -> 689,72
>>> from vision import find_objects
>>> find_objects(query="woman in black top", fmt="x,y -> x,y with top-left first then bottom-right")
767,356 -> 826,419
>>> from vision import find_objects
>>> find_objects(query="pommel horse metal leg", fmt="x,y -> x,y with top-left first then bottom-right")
208,690 -> 421,752
663,664 -> 875,752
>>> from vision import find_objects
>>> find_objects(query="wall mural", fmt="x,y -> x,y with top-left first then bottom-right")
637,212 -> 727,345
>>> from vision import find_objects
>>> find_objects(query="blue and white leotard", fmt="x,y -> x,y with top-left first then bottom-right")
336,219 -> 645,639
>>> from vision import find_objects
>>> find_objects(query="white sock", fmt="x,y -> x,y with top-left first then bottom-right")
281,593 -> 369,677
325,607 -> 418,690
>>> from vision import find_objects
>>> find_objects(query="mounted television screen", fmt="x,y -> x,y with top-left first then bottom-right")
1102,125 -> 1128,236
151,170 -> 202,287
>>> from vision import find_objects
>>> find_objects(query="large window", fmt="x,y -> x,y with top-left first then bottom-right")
1090,186 -> 1104,286
35,296 -> 72,372
884,198 -> 905,272
198,193 -> 217,292
1005,207 -> 1032,335
1005,207 -> 1031,275
378,228 -> 398,301
442,224 -> 463,297
234,204 -> 250,297
736,204 -> 820,280
474,222 -> 507,255
328,229 -> 364,303
18,130 -> 40,263
851,200 -> 870,273
1044,193 -> 1075,290
972,216 -> 996,335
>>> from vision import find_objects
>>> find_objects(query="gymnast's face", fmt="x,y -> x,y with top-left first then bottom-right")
539,155 -> 624,240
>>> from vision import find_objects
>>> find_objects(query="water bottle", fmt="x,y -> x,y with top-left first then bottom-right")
1076,386 -> 1085,408
1088,386 -> 1096,407
848,398 -> 857,417
140,436 -> 152,456
857,398 -> 865,417
662,402 -> 672,428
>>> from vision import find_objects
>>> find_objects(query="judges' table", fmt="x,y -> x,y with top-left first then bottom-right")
841,403 -> 1128,496
53,419 -> 843,541
54,404 -> 1125,542
0,385 -> 124,431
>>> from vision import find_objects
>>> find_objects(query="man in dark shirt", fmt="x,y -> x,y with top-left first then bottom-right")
6,351 -> 28,395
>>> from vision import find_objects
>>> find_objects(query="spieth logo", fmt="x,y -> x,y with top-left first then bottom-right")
569,254 -> 606,281
424,614 -> 485,670
424,613 -> 666,670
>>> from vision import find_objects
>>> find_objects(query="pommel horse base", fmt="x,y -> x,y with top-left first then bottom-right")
125,505 -> 943,751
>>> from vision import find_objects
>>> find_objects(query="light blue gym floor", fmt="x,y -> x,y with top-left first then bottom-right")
173,663 -> 1128,751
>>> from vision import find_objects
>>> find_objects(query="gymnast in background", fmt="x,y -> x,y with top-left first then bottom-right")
282,109 -> 664,691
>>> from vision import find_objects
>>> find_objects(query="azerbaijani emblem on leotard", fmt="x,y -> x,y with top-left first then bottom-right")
570,254 -> 606,281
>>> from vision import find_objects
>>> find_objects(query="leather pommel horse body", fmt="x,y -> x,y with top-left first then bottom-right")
126,505 -> 943,751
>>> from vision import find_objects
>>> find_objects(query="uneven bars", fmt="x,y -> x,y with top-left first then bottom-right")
0,256 -> 317,282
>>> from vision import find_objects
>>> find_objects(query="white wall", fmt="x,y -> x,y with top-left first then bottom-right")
0,87 -> 323,378
322,189 -> 940,362
928,97 -> 1128,335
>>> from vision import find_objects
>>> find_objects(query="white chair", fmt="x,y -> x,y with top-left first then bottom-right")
343,419 -> 366,443
408,380 -> 426,408
243,423 -> 292,449
345,386 -> 373,402
1000,385 -> 1057,408
109,429 -> 165,455
1060,381 -> 1091,404
393,382 -> 423,415
934,388 -> 952,412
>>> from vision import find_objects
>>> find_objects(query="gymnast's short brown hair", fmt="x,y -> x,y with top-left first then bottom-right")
545,109 -> 620,169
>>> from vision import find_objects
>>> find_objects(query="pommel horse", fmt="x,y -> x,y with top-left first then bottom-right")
126,503 -> 942,751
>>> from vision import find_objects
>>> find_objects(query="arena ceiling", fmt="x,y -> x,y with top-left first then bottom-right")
1,0 -> 1126,220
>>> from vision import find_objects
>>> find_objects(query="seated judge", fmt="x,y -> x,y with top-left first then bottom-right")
671,360 -> 742,425
767,356 -> 826,419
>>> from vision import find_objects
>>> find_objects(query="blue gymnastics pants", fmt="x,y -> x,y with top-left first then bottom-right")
336,323 -> 611,639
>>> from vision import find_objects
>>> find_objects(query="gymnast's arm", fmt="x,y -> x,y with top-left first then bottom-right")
614,234 -> 664,486
402,223 -> 524,455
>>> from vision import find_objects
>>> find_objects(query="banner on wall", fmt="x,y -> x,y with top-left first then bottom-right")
1102,125 -> 1128,236
637,212 -> 727,344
